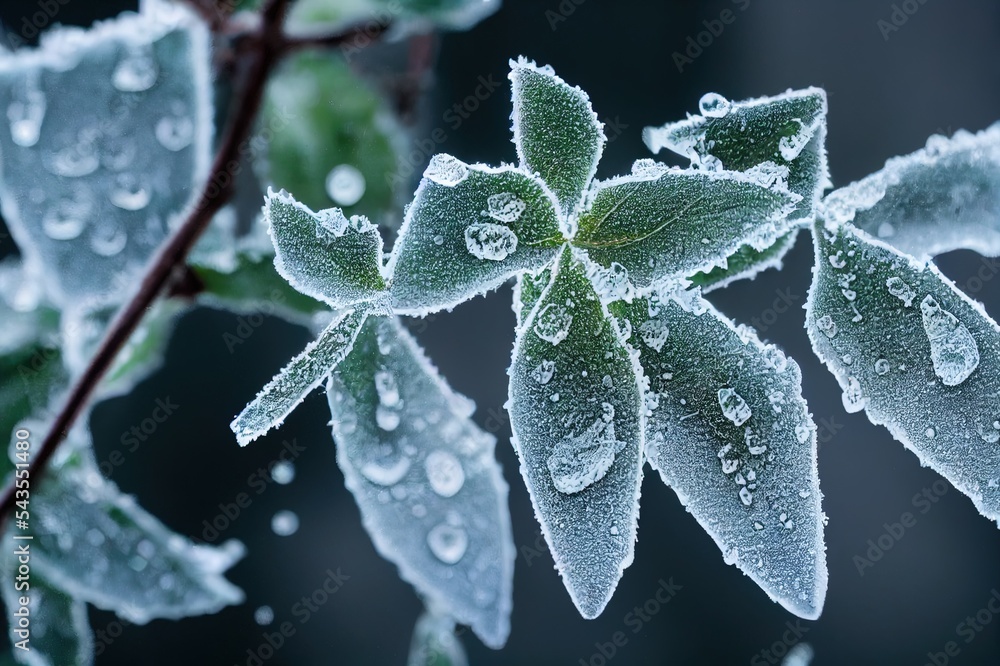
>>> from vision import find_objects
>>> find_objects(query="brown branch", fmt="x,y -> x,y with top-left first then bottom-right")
0,0 -> 303,521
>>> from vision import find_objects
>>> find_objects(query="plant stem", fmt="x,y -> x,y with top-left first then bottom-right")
0,1 -> 387,520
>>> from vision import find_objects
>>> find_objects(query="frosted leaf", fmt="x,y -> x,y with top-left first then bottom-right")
530,359 -> 556,385
387,159 -> 562,316
30,449 -> 244,624
688,229 -> 799,292
0,0 -> 211,307
329,316 -> 514,648
807,221 -> 1000,524
264,189 -> 386,308
920,295 -> 980,386
231,306 -> 370,446
0,568 -> 92,666
574,168 -> 798,289
612,289 -> 827,619
509,57 -> 606,221
508,248 -> 643,619
584,260 -> 634,303
824,124 -> 1000,260
644,87 -> 829,222
407,612 -> 468,666
638,318 -> 669,352
464,222 -> 518,261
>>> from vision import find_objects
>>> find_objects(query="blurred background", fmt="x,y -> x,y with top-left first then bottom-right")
1,0 -> 1000,664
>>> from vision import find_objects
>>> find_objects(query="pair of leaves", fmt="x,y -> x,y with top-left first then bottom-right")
243,58 -> 831,623
809,124 -> 1000,524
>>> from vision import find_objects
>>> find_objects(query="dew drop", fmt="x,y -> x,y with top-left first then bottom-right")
531,360 -> 555,385
374,369 -> 400,406
325,164 -> 366,206
271,510 -> 299,537
718,388 -> 751,426
89,221 -> 127,257
427,523 -> 468,564
828,252 -> 846,269
155,106 -> 194,151
816,315 -> 837,339
7,73 -> 45,148
547,410 -> 624,494
886,277 -> 915,307
112,45 -> 158,92
271,461 -> 295,485
739,486 -> 753,506
920,295 -> 980,386
425,154 -> 468,186
533,303 -> 573,345
698,92 -> 731,118
639,318 -> 669,352
359,455 -> 410,486
464,222 -> 518,261
425,450 -> 465,498
486,191 -> 526,222
925,427 -> 936,439
874,359 -> 890,376
254,605 -> 274,626
376,405 -> 401,431
42,195 -> 90,241
109,173 -> 151,211
841,376 -> 866,413
48,129 -> 100,177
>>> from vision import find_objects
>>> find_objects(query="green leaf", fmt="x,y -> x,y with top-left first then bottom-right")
265,188 -> 387,308
807,220 -> 1000,524
687,229 -> 799,292
824,123 -> 1000,260
611,289 -> 827,619
260,52 -> 402,228
232,305 -> 370,446
509,58 -> 606,220
0,1 -> 212,308
29,436 -> 245,623
287,0 -> 499,34
644,88 -> 829,221
574,166 -> 798,290
329,316 -> 514,648
387,157 -> 563,315
507,247 -> 643,619
0,567 -> 92,666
